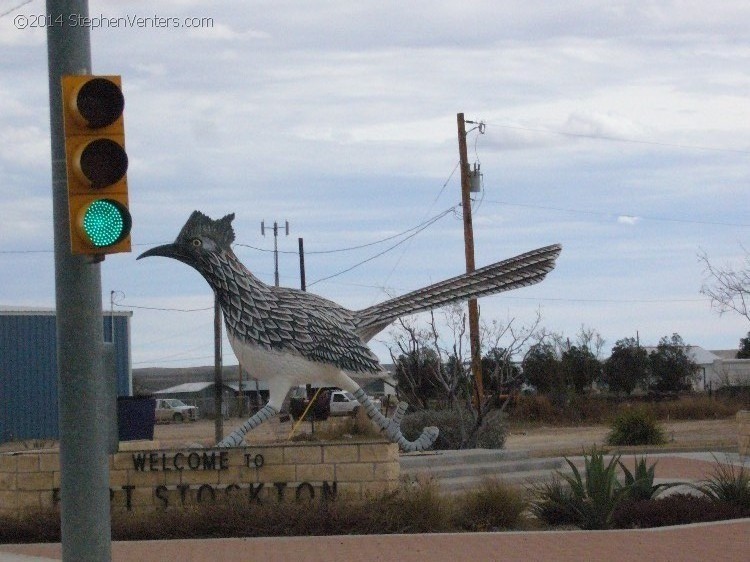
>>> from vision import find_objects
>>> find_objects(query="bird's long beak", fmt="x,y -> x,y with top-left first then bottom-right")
137,243 -> 177,260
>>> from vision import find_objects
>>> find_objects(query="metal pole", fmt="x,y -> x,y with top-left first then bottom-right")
298,237 -> 306,291
273,222 -> 280,287
237,363 -> 243,417
45,1 -> 112,560
457,112 -> 484,411
214,295 -> 223,442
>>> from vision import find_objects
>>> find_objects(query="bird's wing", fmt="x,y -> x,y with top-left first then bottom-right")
354,243 -> 562,341
270,288 -> 385,375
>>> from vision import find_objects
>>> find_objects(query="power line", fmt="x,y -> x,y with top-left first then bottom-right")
113,302 -> 213,312
483,199 -> 750,228
494,295 -> 708,304
483,121 -> 750,155
307,205 -> 458,287
0,0 -> 33,18
234,204 -> 462,255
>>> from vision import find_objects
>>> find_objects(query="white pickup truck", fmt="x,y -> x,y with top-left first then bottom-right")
154,398 -> 199,423
328,390 -> 381,416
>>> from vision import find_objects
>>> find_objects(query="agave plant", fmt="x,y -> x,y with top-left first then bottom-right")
619,456 -> 681,501
557,447 -> 629,530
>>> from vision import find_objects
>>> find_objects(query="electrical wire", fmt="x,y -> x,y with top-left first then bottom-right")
234,204 -> 460,255
483,199 -> 750,228
482,121 -> 750,155
0,0 -> 32,18
307,205 -> 459,287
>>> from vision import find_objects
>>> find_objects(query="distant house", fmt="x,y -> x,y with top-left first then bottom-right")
642,345 -> 750,391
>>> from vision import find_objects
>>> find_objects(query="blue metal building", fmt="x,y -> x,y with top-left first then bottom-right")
0,306 -> 132,443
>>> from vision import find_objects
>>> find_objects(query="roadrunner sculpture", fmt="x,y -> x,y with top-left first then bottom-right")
139,211 -> 561,451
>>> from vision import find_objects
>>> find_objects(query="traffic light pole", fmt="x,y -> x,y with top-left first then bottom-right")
46,1 -> 113,560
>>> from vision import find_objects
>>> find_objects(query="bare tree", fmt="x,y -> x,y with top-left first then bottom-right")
387,305 -> 546,447
480,308 -> 545,409
386,316 -> 440,410
699,248 -> 750,323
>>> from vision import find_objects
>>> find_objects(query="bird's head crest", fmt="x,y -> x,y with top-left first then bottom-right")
177,211 -> 236,251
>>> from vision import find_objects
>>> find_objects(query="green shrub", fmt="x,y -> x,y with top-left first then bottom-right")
475,410 -> 508,449
612,494 -> 749,529
606,408 -> 666,446
401,408 -> 507,450
401,408 -> 465,450
696,456 -> 750,511
452,479 -> 527,531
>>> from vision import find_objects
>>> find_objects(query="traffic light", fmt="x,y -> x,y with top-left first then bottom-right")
61,75 -> 131,257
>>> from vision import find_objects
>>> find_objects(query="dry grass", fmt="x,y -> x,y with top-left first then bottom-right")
508,394 -> 744,427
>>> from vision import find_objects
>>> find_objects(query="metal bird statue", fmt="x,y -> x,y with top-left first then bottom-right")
139,211 -> 561,451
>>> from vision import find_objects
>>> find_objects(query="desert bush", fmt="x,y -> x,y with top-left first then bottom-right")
653,395 -> 740,420
612,494 -> 748,528
528,476 -> 579,526
606,408 -> 666,446
475,410 -> 508,449
509,395 -> 560,424
695,456 -> 750,511
452,479 -> 527,531
401,407 -> 508,450
401,408 -> 466,449
0,509 -> 60,543
2,479 -> 534,542
508,394 -> 744,428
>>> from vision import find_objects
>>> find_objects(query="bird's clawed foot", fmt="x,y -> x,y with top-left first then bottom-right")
352,389 -> 438,452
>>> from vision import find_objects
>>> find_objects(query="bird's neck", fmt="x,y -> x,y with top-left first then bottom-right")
199,249 -> 275,335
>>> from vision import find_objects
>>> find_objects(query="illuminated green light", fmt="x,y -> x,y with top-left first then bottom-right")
82,199 -> 131,247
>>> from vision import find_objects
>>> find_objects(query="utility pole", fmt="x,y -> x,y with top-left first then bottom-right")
262,220 -> 289,287
46,1 -> 112,559
298,237 -> 306,291
457,112 -> 484,412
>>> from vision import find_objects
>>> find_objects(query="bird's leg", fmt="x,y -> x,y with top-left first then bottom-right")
217,403 -> 279,447
351,389 -> 438,452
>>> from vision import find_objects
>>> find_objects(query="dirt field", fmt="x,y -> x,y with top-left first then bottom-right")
148,415 -> 741,456
1,414 -> 739,455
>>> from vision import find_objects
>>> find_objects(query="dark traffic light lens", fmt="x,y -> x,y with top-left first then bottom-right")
76,78 -> 125,128
81,199 -> 132,247
79,138 -> 128,189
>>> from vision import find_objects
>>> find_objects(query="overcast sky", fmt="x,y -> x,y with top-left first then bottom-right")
1,0 -> 749,370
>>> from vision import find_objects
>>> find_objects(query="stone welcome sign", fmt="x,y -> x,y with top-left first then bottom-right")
0,440 -> 399,516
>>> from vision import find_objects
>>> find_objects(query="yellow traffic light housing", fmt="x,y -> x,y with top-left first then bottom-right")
61,75 -> 131,257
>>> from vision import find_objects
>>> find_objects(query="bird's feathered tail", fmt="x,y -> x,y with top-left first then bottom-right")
354,244 -> 562,341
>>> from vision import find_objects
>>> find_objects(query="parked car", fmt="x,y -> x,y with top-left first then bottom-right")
154,398 -> 199,423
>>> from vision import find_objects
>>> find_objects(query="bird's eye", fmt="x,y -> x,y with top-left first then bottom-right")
191,238 -> 202,247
